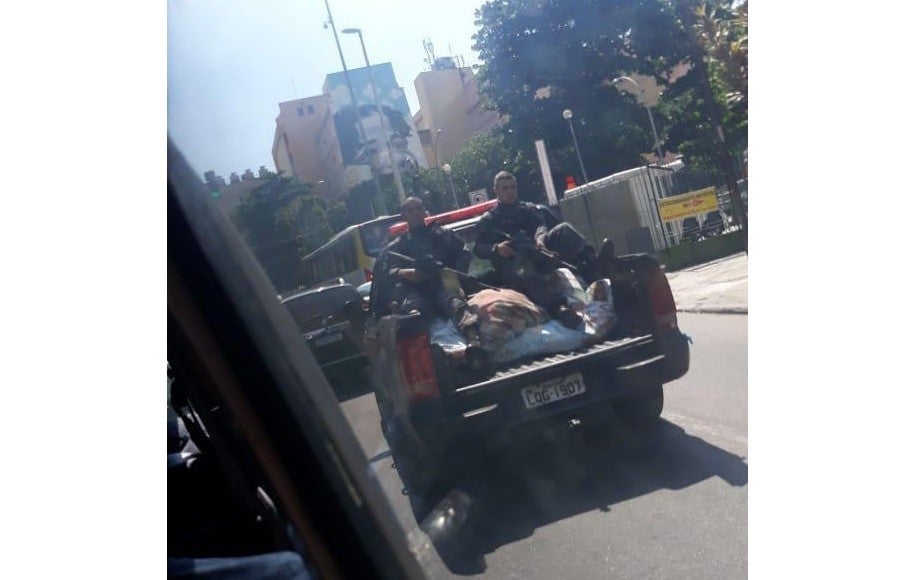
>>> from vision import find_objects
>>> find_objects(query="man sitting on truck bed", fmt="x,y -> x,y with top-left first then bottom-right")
377,197 -> 483,350
473,171 -> 598,329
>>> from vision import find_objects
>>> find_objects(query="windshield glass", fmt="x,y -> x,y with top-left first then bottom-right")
168,0 -> 748,576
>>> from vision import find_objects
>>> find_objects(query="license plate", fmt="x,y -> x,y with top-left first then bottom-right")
521,373 -> 586,409
314,332 -> 343,347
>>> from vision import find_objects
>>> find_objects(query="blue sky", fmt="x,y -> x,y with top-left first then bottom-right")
168,0 -> 485,180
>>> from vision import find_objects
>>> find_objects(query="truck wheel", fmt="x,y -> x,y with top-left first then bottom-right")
377,396 -> 451,518
614,384 -> 664,427
389,431 -> 444,517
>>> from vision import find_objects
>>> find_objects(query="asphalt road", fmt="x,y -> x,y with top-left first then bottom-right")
339,312 -> 747,578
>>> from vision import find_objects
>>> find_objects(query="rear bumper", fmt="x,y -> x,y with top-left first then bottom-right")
410,334 -> 682,445
658,328 -> 690,383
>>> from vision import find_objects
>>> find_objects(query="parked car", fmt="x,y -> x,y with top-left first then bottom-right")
701,211 -> 725,237
681,216 -> 703,242
281,283 -> 369,388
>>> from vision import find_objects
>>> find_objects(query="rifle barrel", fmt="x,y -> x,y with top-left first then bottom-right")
387,251 -> 497,291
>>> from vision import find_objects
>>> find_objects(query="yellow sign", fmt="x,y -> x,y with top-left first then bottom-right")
658,186 -> 719,222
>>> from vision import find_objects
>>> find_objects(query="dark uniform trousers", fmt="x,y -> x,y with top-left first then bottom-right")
475,202 -> 591,314
386,224 -> 475,330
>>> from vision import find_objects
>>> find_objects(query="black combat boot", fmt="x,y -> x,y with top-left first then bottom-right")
573,245 -> 598,283
456,308 -> 489,370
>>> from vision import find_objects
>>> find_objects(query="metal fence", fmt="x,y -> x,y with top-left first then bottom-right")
636,165 -> 747,250
559,163 -> 747,255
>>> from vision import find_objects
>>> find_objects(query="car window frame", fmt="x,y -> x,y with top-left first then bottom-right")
168,139 -> 424,580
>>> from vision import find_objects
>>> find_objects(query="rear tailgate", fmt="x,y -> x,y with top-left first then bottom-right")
445,334 -> 664,431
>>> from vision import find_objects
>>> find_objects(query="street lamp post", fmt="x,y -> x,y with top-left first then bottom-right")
322,0 -> 378,217
562,109 -> 589,184
432,128 -> 444,167
612,76 -> 675,247
613,76 -> 664,165
442,163 -> 458,208
341,27 -> 408,204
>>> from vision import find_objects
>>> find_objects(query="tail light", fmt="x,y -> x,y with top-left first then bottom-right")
397,334 -> 439,401
364,268 -> 373,282
646,267 -> 678,334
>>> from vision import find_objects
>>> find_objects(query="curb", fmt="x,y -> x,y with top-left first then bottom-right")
677,307 -> 747,315
664,251 -> 748,274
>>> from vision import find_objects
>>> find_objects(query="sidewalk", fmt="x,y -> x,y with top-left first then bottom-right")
665,253 -> 747,314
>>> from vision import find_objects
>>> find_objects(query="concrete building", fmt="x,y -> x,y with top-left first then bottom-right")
204,167 -> 268,217
271,94 -> 337,199
271,63 -> 425,203
413,57 -> 503,168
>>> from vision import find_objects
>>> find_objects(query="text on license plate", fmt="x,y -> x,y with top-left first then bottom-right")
314,332 -> 343,347
521,373 -> 586,409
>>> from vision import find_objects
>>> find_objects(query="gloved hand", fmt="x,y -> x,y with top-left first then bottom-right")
415,255 -> 439,278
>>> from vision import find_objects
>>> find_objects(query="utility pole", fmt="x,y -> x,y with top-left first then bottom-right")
342,28 -> 407,204
562,109 -> 589,184
323,0 -> 380,218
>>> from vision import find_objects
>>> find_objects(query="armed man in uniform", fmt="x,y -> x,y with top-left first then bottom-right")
374,197 -> 482,348
474,171 -> 607,328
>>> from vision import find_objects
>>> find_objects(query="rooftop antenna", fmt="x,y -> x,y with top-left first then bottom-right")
423,38 -> 436,71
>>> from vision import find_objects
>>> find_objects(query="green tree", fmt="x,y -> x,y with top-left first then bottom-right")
666,0 -> 747,231
694,0 -> 747,115
232,173 -> 335,292
325,200 -> 350,233
407,167 -> 452,213
472,0 -> 692,180
689,0 -> 747,166
471,0 -> 747,180
443,131 -> 546,203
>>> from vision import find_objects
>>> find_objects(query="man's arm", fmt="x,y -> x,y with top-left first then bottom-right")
525,204 -> 549,246
386,239 -> 406,278
437,228 -> 473,272
473,213 -> 504,259
385,239 -> 423,283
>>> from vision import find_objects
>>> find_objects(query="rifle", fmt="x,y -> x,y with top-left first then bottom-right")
493,229 -> 581,273
387,251 -> 498,292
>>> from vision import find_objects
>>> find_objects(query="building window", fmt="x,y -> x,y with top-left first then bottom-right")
297,106 -> 304,117
307,105 -> 315,115
418,129 -> 432,147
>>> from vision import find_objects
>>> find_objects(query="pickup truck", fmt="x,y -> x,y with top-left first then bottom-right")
364,223 -> 690,512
